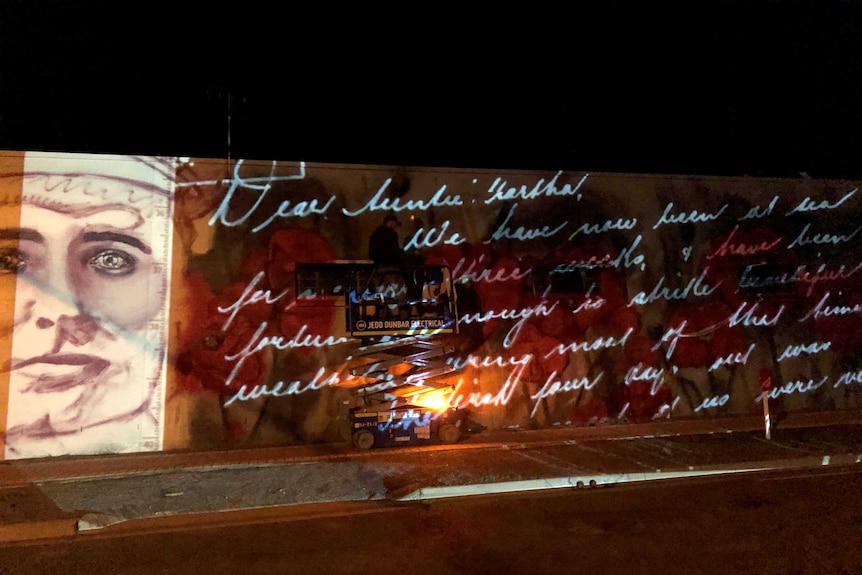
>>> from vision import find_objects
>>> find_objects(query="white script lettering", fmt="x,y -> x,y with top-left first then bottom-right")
342,181 -> 463,217
207,160 -> 335,232
653,202 -> 728,229
484,172 -> 588,205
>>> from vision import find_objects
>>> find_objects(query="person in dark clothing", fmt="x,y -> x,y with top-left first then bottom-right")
368,214 -> 403,265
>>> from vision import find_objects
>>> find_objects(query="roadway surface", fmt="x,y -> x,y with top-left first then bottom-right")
0,465 -> 859,575
1,412 -> 861,545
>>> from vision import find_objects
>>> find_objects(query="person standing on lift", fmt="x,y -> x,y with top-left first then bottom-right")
367,214 -> 421,319
368,214 -> 403,265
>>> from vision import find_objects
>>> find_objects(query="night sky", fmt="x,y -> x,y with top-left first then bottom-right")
1,0 -> 860,178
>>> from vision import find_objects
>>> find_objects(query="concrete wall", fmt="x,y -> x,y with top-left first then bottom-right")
2,150 -> 860,459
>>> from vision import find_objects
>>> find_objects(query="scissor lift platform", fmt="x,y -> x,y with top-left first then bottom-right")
347,336 -> 464,449
292,262 -> 464,449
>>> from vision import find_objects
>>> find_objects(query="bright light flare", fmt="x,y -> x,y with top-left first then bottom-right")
410,388 -> 453,412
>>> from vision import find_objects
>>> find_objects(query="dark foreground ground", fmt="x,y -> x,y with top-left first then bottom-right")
1,412 -> 861,544
1,465 -> 860,575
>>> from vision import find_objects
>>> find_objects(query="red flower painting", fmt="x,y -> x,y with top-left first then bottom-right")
174,272 -> 275,396
268,228 -> 339,354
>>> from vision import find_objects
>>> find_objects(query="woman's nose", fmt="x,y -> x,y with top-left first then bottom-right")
23,289 -> 80,337
52,313 -> 100,348
17,275 -> 98,349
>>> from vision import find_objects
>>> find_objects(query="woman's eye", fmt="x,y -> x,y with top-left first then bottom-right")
88,249 -> 136,277
0,248 -> 26,275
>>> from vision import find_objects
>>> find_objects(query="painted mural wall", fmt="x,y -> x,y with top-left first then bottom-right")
1,150 -> 860,459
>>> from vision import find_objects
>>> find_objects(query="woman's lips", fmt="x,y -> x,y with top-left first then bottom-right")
12,353 -> 103,369
11,354 -> 110,393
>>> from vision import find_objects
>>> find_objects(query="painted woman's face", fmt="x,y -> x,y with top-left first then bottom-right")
2,154 -> 175,458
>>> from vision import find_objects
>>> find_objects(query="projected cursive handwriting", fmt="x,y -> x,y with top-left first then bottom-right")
377,409 -> 437,432
530,371 -> 604,418
451,255 -> 532,284
207,160 -> 335,232
459,299 -> 559,348
758,376 -> 828,400
799,292 -> 862,322
738,264 -> 803,291
445,353 -> 534,373
572,283 -> 606,314
403,220 -> 467,250
705,226 -> 783,259
223,321 -> 350,389
447,355 -> 533,409
193,162 -> 862,427
568,217 -> 638,240
217,271 -> 287,331
224,367 -> 343,407
739,196 -> 778,220
652,321 -> 714,360
708,343 -> 756,372
624,364 -> 665,395
786,188 -> 857,216
777,341 -> 831,361
484,172 -> 588,205
351,282 -> 408,302
728,301 -> 785,327
612,234 -> 647,271
550,256 -> 615,272
544,328 -> 634,357
694,394 -> 729,412
652,202 -> 728,229
798,263 -> 862,296
484,203 -> 568,243
628,270 -> 721,306
787,223 -> 861,249
342,181 -> 463,216
833,369 -> 862,388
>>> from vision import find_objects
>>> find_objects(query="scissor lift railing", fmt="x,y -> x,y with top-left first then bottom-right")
347,336 -> 458,411
295,261 -> 458,424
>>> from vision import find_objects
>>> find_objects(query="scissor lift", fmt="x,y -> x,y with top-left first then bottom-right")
294,262 -> 464,449
347,336 -> 463,449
